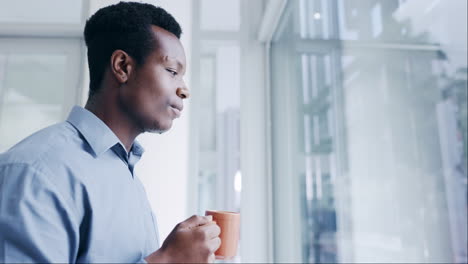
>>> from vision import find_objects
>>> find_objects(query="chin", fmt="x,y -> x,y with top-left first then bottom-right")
146,120 -> 173,134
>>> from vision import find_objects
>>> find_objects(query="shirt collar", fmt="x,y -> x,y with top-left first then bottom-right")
66,106 -> 145,157
130,141 -> 145,157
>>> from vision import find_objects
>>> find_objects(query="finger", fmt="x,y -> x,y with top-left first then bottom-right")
208,253 -> 216,263
208,236 -> 222,253
195,221 -> 220,240
198,222 -> 221,239
182,215 -> 212,228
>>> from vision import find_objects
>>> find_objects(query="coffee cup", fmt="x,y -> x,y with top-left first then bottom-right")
205,210 -> 240,259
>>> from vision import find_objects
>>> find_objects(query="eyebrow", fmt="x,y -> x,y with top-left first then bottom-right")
163,56 -> 184,71
175,60 -> 184,71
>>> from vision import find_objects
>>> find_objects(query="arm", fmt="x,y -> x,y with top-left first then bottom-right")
0,164 -> 80,263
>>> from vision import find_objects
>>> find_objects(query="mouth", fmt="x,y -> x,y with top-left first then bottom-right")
170,105 -> 182,118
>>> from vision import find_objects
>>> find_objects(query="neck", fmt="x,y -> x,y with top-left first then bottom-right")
85,92 -> 142,153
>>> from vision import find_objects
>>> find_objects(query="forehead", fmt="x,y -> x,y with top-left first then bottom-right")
149,25 -> 186,65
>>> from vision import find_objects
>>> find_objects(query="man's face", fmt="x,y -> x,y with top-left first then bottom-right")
119,26 -> 188,134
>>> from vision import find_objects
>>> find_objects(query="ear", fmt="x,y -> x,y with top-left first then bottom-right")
110,50 -> 134,84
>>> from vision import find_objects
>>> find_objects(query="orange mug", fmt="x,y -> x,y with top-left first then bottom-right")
205,210 -> 240,259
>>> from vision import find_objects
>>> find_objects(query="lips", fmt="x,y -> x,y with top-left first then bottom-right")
170,104 -> 182,118
171,103 -> 183,112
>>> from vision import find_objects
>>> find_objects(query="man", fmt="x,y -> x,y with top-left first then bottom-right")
0,2 -> 221,263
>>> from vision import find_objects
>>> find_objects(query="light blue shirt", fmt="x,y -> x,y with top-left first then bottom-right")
0,106 -> 159,263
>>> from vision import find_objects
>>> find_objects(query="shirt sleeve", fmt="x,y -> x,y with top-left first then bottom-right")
0,163 -> 80,263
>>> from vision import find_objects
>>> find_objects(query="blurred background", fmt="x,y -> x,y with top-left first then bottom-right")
0,0 -> 466,263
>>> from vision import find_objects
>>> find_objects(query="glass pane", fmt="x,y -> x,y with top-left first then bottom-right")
196,46 -> 241,216
0,0 -> 83,24
271,0 -> 467,263
197,55 -> 217,214
199,56 -> 216,151
0,54 -> 67,151
195,45 -> 242,263
299,0 -> 334,39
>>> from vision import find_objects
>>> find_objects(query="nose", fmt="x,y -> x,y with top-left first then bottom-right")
176,87 -> 190,99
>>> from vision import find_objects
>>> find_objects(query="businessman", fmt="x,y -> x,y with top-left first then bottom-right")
0,2 -> 220,263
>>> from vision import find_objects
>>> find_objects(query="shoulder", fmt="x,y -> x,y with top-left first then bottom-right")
0,121 -> 94,187
0,122 -> 90,217
0,121 -> 86,169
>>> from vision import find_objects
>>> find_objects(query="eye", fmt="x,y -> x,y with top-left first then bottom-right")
166,68 -> 178,76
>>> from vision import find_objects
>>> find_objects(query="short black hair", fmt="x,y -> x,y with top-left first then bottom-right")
84,2 -> 182,96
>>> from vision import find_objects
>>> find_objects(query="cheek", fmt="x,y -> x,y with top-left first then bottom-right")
132,70 -> 173,116
147,79 -> 173,109
139,86 -> 169,117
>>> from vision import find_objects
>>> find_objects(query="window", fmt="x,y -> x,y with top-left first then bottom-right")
270,0 -> 467,263
190,2 -> 242,261
0,0 -> 87,152
0,39 -> 84,152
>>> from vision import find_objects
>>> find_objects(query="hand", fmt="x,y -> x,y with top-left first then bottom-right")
145,215 -> 221,263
